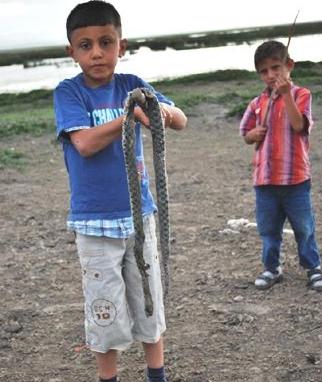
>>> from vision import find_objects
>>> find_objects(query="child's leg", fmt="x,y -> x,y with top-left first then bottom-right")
255,186 -> 286,271
143,337 -> 164,368
144,338 -> 167,382
75,233 -> 135,379
123,214 -> 167,379
284,180 -> 320,269
95,350 -> 118,380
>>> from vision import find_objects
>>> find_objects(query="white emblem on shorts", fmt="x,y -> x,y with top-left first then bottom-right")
91,299 -> 117,327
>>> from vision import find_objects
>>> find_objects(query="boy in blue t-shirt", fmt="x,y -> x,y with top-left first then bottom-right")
53,2 -> 187,382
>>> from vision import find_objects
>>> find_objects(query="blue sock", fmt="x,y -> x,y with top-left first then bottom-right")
99,377 -> 117,382
147,366 -> 167,382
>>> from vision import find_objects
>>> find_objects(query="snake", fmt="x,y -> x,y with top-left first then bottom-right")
122,88 -> 170,317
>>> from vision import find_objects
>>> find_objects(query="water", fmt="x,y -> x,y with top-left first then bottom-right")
0,34 -> 321,93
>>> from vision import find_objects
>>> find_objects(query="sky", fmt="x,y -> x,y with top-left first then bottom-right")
0,0 -> 321,50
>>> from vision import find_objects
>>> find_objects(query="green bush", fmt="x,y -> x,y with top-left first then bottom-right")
0,89 -> 53,107
0,148 -> 26,169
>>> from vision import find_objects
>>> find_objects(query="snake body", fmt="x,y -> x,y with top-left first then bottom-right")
122,88 -> 170,317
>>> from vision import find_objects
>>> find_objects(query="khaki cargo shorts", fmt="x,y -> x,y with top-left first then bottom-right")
75,214 -> 166,353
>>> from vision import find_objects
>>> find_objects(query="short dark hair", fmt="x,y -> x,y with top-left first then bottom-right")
66,1 -> 122,42
254,40 -> 290,71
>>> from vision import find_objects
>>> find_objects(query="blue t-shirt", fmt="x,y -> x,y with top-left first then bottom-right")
54,72 -> 172,222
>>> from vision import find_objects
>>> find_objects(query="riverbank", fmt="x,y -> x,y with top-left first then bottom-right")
1,33 -> 322,94
1,66 -> 322,381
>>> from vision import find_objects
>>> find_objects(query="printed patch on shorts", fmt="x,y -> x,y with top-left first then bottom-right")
91,299 -> 117,327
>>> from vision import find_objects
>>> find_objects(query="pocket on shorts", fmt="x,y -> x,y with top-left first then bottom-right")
75,234 -> 105,281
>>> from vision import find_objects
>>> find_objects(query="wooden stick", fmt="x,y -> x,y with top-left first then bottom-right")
286,10 -> 300,50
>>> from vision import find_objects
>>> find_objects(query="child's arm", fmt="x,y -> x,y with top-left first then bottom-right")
70,104 -> 187,157
70,106 -> 149,157
240,97 -> 267,145
275,74 -> 305,132
239,97 -> 267,145
160,103 -> 187,130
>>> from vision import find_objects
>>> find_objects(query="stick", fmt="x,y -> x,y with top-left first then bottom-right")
286,9 -> 300,51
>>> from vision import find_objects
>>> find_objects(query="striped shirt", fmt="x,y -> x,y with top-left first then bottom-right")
240,84 -> 313,186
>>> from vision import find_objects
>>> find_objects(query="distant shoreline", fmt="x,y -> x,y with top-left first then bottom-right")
0,20 -> 322,67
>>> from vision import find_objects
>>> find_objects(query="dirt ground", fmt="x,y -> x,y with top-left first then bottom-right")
1,80 -> 322,382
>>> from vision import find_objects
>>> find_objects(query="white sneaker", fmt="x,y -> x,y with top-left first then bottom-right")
255,267 -> 283,290
307,267 -> 322,291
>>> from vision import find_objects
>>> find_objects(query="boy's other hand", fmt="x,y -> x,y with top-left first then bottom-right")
245,125 -> 267,145
134,106 -> 150,127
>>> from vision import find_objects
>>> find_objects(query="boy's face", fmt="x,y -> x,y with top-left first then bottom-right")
257,57 -> 294,91
67,24 -> 127,88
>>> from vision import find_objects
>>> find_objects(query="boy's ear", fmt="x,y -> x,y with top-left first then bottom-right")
118,38 -> 127,58
65,45 -> 76,61
286,58 -> 295,71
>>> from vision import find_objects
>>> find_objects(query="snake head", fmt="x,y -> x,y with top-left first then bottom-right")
131,88 -> 147,106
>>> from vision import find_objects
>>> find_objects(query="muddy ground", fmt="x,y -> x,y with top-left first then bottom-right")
0,80 -> 322,382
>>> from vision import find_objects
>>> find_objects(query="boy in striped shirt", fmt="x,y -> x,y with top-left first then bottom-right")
240,40 -> 322,291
